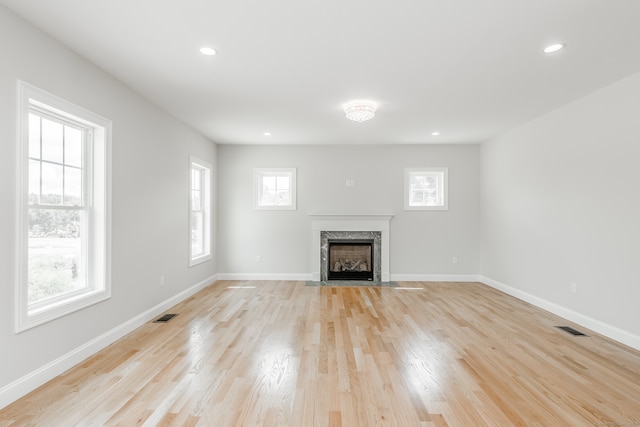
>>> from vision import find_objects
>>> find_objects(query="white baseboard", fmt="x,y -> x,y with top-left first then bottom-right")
0,274 -> 217,410
390,274 -> 482,282
217,273 -> 313,281
218,273 -> 482,283
480,275 -> 640,352
217,273 -> 483,283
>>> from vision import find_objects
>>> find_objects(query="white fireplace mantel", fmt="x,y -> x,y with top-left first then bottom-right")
310,214 -> 393,281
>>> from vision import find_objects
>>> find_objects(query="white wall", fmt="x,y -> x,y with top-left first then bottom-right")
480,72 -> 640,347
217,144 -> 480,279
0,6 -> 217,402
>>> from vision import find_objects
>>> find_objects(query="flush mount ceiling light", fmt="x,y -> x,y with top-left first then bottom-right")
344,100 -> 377,122
543,43 -> 565,54
200,47 -> 218,56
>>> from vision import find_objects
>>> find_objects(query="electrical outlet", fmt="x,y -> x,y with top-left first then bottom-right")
256,255 -> 262,263
570,282 -> 577,294
160,276 -> 165,286
452,257 -> 458,264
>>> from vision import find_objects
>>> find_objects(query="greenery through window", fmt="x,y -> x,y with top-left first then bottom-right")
16,81 -> 111,332
28,111 -> 88,304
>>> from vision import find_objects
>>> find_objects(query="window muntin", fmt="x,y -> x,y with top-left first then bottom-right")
254,168 -> 296,210
405,167 -> 448,210
27,111 -> 89,307
16,81 -> 111,332
189,157 -> 211,266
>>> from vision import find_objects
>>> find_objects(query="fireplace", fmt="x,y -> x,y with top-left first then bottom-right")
327,240 -> 374,280
310,214 -> 392,282
320,230 -> 382,281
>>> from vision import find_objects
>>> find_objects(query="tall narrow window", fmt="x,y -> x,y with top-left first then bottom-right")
16,81 -> 111,332
404,167 -> 448,210
190,157 -> 211,266
253,168 -> 296,210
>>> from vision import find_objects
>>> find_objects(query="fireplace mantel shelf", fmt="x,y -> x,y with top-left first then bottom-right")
308,213 -> 394,219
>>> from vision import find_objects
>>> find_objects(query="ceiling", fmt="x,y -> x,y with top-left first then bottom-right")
2,0 -> 640,145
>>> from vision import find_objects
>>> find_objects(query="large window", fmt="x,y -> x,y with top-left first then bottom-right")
404,167 -> 448,210
16,82 -> 111,332
253,168 -> 296,210
189,157 -> 212,266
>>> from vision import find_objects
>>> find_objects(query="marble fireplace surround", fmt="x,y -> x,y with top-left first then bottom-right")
310,214 -> 393,282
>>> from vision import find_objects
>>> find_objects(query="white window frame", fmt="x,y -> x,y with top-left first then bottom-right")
15,81 -> 112,332
189,156 -> 212,266
253,168 -> 297,210
404,167 -> 448,210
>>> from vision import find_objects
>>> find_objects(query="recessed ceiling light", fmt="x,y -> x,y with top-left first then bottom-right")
263,132 -> 272,137
432,131 -> 441,136
200,47 -> 218,56
543,43 -> 565,54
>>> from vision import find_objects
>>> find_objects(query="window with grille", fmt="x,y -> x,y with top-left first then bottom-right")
253,168 -> 296,210
404,167 -> 448,210
190,157 -> 212,266
16,81 -> 111,332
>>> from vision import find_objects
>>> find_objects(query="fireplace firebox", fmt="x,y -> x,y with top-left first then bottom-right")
327,239 -> 374,280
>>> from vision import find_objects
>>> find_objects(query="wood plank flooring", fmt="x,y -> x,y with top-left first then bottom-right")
2,281 -> 640,426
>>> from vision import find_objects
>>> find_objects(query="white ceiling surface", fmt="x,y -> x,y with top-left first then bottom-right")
2,0 -> 640,145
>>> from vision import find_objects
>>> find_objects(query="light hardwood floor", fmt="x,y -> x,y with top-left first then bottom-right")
2,281 -> 640,426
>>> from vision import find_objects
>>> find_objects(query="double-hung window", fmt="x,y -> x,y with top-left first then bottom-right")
16,82 -> 111,332
189,157 -> 212,266
404,167 -> 448,210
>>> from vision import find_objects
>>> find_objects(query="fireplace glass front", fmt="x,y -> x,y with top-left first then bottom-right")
327,240 -> 374,280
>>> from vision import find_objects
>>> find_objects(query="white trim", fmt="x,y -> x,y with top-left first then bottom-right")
253,168 -> 297,210
217,273 -> 312,281
404,167 -> 448,210
189,156 -> 212,267
15,81 -> 112,332
308,213 -> 395,220
0,274 -> 217,410
480,276 -> 640,352
391,274 -> 482,282
216,273 -> 481,283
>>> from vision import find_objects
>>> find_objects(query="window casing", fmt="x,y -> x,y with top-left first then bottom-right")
254,168 -> 296,210
16,81 -> 111,332
404,167 -> 448,210
189,157 -> 212,266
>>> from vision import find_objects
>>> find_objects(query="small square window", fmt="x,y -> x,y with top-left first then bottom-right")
405,167 -> 448,210
254,168 -> 296,210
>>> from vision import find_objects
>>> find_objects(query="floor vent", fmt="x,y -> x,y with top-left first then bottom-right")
153,313 -> 178,323
556,326 -> 588,336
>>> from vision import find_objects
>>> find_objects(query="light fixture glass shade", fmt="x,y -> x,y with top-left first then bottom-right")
543,43 -> 565,53
200,47 -> 218,56
344,100 -> 377,122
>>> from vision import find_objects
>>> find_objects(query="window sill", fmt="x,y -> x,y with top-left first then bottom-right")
17,288 -> 111,333
189,254 -> 212,267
